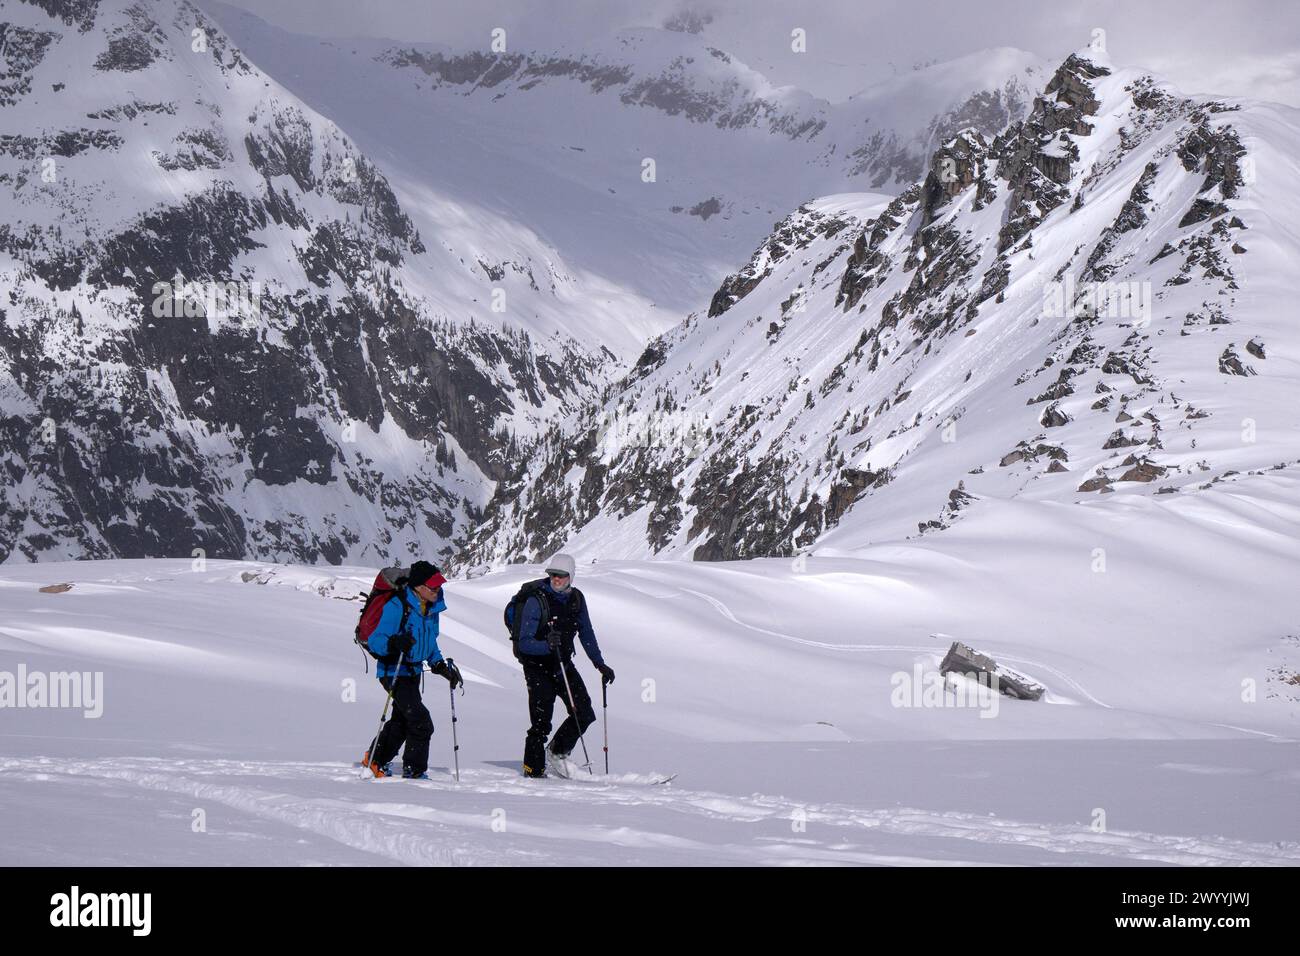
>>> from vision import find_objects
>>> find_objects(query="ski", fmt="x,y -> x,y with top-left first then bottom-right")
349,761 -> 675,786
555,771 -> 678,787
350,761 -> 450,781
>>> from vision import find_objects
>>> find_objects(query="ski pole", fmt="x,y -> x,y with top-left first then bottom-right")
447,657 -> 461,782
555,647 -> 594,774
360,650 -> 406,779
602,676 -> 609,775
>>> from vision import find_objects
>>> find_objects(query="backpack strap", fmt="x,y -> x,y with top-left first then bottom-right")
397,590 -> 413,634
509,581 -> 550,643
373,589 -> 416,672
551,587 -> 582,653
395,590 -> 414,670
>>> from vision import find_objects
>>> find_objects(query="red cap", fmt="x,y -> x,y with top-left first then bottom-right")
418,571 -> 446,590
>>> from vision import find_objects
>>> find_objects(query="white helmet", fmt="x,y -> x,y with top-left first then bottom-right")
545,552 -> 576,587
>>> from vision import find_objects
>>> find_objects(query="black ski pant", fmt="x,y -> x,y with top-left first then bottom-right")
371,674 -> 434,775
522,655 -> 595,771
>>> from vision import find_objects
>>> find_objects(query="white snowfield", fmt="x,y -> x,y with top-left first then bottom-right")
1,484 -> 1297,866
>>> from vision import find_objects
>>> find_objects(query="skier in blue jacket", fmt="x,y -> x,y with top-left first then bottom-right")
507,553 -> 615,778
363,561 -> 462,779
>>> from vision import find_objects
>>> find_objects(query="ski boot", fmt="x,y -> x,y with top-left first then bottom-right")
362,750 -> 391,778
546,747 -> 573,779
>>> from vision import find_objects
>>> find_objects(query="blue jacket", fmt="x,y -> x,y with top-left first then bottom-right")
515,582 -> 604,665
369,586 -> 446,678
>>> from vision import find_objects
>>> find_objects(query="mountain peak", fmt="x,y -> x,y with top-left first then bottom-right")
461,35 -> 1298,566
1043,48 -> 1114,119
1065,42 -> 1115,73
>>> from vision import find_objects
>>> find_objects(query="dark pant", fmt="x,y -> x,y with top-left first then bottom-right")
523,656 -> 595,771
371,674 -> 434,774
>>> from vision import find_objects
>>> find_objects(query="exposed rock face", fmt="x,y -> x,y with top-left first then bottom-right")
842,67 -> 1040,188
1218,346 -> 1256,377
710,206 -> 853,317
1178,120 -> 1247,197
661,10 -> 713,34
8,14 -> 1288,569
919,131 -> 990,228
380,45 -> 826,140
837,187 -> 918,311
459,46 -> 1293,565
1179,198 -> 1229,228
456,42 -> 1296,566
993,54 -> 1111,253
376,35 -> 1043,192
1,22 -> 60,107
93,1 -> 169,73
1040,403 -> 1071,428
0,0 -> 615,563
1118,460 -> 1167,483
1082,162 -> 1158,283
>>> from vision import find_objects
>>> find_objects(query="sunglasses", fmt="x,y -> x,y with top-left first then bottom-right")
546,571 -> 571,579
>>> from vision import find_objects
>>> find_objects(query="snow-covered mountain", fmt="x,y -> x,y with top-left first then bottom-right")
207,2 -> 1047,316
0,0 -> 658,565
2,10 -> 1298,871
462,47 -> 1300,565
835,47 -> 1044,187
0,0 -> 1053,568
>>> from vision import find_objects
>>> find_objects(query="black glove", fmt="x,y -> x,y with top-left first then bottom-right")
598,663 -> 615,685
431,659 -> 463,690
546,629 -> 563,651
390,633 -> 415,656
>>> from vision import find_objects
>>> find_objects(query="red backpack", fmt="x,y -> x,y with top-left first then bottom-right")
354,566 -> 413,662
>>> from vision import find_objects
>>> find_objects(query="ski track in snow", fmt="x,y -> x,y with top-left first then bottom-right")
680,589 -> 1111,708
2,757 -> 1294,867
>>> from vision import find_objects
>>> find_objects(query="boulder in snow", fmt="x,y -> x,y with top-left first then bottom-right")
939,641 -> 1046,701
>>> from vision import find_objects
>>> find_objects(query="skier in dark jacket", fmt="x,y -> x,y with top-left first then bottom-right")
363,560 -> 463,779
509,552 -> 614,778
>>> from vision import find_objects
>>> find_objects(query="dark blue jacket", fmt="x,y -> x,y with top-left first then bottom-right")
516,582 -> 604,665
368,586 -> 446,678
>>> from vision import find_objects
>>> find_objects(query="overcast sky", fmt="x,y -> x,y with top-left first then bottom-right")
207,0 -> 1300,105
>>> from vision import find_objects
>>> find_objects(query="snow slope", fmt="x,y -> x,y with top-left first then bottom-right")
1,512 -> 1295,865
464,47 -> 1300,567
